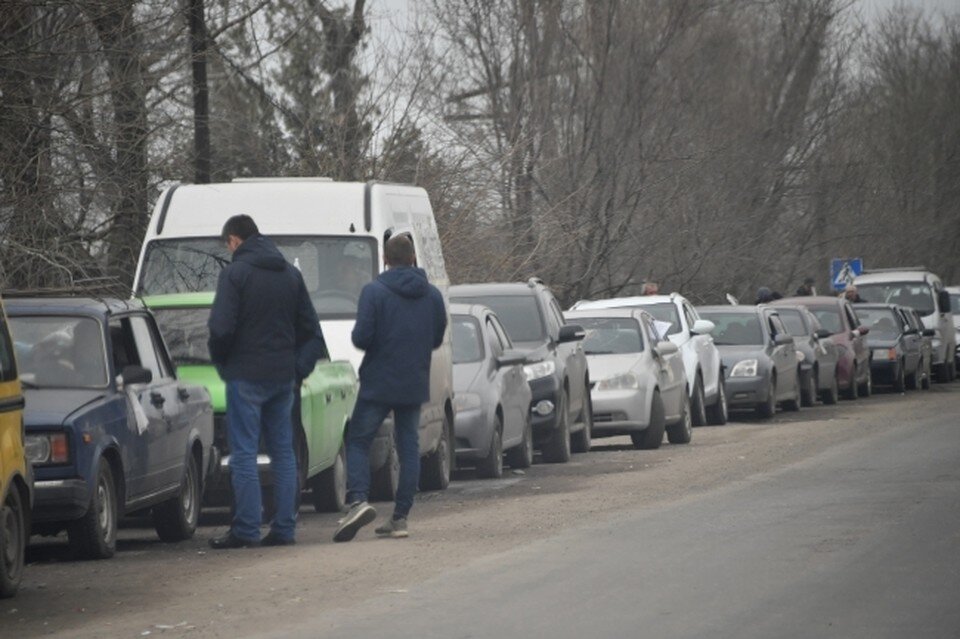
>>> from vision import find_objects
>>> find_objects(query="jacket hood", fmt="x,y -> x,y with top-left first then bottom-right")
233,234 -> 287,272
378,266 -> 430,299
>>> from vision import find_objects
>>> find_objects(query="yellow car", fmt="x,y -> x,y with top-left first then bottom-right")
0,297 -> 30,598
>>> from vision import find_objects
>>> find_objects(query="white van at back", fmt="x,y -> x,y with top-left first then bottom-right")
853,268 -> 957,382
133,178 -> 455,493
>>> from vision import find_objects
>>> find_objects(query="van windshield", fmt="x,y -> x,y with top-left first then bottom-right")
856,282 -> 935,316
138,237 -> 378,318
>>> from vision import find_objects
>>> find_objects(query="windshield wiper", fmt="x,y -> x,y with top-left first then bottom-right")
584,350 -> 614,355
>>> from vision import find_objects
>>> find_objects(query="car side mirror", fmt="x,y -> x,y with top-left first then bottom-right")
938,290 -> 950,314
691,319 -> 715,335
774,333 -> 793,346
922,328 -> 936,337
558,324 -> 585,344
120,365 -> 153,386
655,341 -> 679,356
903,327 -> 918,335
496,349 -> 528,369
858,326 -> 870,335
814,328 -> 833,339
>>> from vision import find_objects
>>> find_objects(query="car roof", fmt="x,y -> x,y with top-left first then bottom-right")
566,308 -> 650,321
696,304 -> 767,315
854,270 -> 937,285
2,296 -> 144,318
449,302 -> 494,318
449,282 -> 543,297
945,286 -> 960,294
772,296 -> 844,308
570,294 -> 681,310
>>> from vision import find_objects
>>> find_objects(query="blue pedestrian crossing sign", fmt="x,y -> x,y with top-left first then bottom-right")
830,258 -> 863,291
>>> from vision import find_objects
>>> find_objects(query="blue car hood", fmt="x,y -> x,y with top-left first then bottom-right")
23,389 -> 108,428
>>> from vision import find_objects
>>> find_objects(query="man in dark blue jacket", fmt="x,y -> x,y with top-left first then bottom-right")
207,215 -> 324,549
334,234 -> 447,542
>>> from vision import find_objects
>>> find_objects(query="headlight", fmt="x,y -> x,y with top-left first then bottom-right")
25,432 -> 69,465
596,372 -> 640,391
730,359 -> 759,377
453,393 -> 482,412
523,360 -> 556,381
872,348 -> 895,361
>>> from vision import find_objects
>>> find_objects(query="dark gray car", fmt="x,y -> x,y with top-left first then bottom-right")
855,303 -> 926,392
696,305 -> 801,418
451,304 -> 533,478
450,280 -> 590,464
770,304 -> 840,406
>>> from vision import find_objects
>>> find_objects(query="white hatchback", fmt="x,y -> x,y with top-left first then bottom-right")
570,293 -> 727,425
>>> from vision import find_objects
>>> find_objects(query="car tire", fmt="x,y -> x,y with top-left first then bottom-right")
859,365 -> 873,397
705,378 -> 728,425
153,452 -> 201,542
906,360 -> 920,391
476,415 -> 504,479
571,385 -> 593,453
801,369 -> 818,407
0,485 -> 26,598
541,390 -> 572,463
505,416 -> 534,469
821,369 -> 839,405
370,433 -> 400,501
844,365 -> 859,400
666,392 -> 693,445
893,361 -> 907,393
632,390 -> 665,450
922,358 -> 932,390
312,443 -> 347,513
690,376 -> 708,426
756,378 -> 777,418
420,413 -> 452,490
68,458 -> 118,560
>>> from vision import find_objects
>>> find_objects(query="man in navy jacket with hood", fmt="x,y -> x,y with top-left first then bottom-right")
207,214 -> 324,549
334,234 -> 447,542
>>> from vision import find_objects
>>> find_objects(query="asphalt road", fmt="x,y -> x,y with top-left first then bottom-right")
9,384 -> 960,638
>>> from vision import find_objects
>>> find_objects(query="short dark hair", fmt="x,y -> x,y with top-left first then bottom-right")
221,214 -> 259,241
384,234 -> 415,267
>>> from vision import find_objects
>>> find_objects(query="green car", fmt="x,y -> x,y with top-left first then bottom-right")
143,293 -> 356,513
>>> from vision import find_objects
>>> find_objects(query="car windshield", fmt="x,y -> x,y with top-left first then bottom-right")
809,307 -> 843,334
856,282 -> 936,316
856,308 -> 901,341
151,307 -> 212,365
632,302 -> 682,335
452,316 -> 484,364
698,312 -> 764,346
9,316 -> 108,389
577,317 -> 644,355
138,236 -> 378,319
950,294 -> 960,314
776,308 -> 808,337
449,295 -> 546,344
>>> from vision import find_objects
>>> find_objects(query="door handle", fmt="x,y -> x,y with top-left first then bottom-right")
178,387 -> 190,401
150,392 -> 166,407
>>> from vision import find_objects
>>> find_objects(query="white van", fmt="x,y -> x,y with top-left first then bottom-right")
133,178 -> 455,494
853,268 -> 957,382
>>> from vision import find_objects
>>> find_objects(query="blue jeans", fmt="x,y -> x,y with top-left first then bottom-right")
226,379 -> 297,541
346,399 -> 420,518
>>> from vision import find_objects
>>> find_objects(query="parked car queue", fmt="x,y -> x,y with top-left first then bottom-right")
2,179 -> 958,599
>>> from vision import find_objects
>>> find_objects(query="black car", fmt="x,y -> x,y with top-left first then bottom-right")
855,303 -> 928,392
7,297 -> 214,559
450,279 -> 590,463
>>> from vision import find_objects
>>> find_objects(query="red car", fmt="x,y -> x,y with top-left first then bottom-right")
772,297 -> 872,399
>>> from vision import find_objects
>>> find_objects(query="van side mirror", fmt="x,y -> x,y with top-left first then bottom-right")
558,324 -> 585,344
938,290 -> 950,314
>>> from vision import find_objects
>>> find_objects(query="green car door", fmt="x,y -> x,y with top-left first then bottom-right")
143,293 -> 357,512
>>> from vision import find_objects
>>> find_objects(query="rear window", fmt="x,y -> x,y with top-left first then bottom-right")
698,311 -> 764,346
632,302 -> 682,335
9,316 -> 108,389
950,294 -> 960,314
856,308 -> 901,341
449,295 -> 546,344
452,316 -> 484,364
577,317 -> 644,355
809,307 -> 843,334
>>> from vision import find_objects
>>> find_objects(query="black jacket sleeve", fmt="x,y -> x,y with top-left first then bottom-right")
294,274 -> 326,379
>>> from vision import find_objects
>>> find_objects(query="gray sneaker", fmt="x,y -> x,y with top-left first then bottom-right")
375,517 -> 409,539
333,501 -> 377,542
